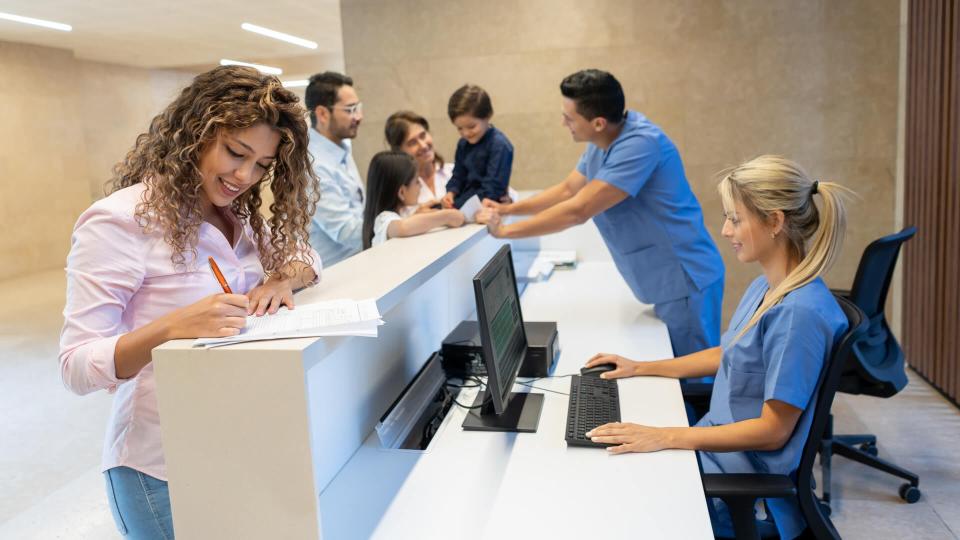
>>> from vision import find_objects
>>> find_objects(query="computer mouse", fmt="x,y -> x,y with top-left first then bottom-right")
580,363 -> 617,377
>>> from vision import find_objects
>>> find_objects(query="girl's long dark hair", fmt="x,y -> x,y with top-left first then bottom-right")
362,151 -> 418,249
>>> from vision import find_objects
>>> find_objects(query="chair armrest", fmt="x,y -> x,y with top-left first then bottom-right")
681,382 -> 714,398
830,288 -> 851,299
681,382 -> 713,414
702,473 -> 797,499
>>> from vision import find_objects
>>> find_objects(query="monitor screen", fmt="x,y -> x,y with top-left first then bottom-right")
473,244 -> 527,414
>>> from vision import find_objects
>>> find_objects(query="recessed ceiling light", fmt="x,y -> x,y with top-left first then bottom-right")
282,80 -> 309,88
219,59 -> 283,75
241,23 -> 317,50
0,11 -> 72,31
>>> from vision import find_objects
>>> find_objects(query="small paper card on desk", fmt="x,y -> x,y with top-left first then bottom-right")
459,195 -> 482,223
194,298 -> 384,348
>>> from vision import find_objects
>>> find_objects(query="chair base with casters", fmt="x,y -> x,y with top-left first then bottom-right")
819,414 -> 921,506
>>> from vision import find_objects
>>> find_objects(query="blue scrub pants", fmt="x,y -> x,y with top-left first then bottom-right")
653,278 -> 723,358
104,466 -> 174,539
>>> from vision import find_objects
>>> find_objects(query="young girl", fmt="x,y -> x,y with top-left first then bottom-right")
441,84 -> 515,209
59,65 -> 321,539
583,155 -> 852,539
362,151 -> 467,249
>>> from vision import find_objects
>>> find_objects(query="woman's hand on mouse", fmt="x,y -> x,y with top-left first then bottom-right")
586,422 -> 674,454
584,353 -> 642,379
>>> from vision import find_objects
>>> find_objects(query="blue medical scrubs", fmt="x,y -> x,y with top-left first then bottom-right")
697,276 -> 848,539
577,111 -> 725,356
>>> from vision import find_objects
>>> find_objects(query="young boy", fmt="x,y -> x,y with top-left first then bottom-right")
441,84 -> 515,209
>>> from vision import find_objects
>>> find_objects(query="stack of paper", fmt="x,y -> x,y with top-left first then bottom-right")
194,298 -> 384,348
536,250 -> 578,269
522,258 -> 556,283
459,195 -> 483,223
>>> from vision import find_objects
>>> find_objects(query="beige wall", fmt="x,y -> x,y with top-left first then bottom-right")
0,40 -> 194,281
342,0 -> 901,321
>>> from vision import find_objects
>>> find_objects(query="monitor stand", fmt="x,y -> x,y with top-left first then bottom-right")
461,392 -> 544,433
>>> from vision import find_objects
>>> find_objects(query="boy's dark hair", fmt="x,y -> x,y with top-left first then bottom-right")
447,84 -> 493,121
559,69 -> 625,123
384,110 -> 445,168
362,151 -> 418,249
305,71 -> 354,127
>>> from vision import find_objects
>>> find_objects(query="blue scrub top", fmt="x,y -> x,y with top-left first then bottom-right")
697,276 -> 848,539
577,111 -> 723,304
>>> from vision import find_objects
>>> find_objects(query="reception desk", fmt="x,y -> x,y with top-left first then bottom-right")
153,222 -> 712,539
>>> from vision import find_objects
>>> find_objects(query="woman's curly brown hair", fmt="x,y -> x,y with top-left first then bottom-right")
108,65 -> 318,277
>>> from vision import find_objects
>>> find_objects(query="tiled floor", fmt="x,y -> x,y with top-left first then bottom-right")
1,270 -> 957,539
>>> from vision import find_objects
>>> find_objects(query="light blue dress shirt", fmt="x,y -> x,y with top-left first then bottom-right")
307,128 -> 365,266
697,276 -> 848,539
577,110 -> 724,306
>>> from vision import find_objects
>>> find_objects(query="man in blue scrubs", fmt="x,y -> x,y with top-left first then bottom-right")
486,69 -> 724,357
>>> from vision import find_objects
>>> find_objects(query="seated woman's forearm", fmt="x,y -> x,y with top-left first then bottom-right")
667,400 -> 801,452
637,346 -> 722,379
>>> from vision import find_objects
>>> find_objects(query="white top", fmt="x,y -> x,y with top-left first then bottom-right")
417,162 -> 453,204
372,206 -> 415,246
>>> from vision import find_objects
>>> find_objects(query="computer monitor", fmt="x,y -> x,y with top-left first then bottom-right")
462,244 -> 544,433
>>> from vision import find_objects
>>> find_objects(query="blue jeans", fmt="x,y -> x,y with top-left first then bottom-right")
104,466 -> 175,539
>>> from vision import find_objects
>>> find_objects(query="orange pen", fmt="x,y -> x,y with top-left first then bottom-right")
207,256 -> 233,294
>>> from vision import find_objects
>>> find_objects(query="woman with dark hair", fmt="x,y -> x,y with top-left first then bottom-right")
384,110 -> 454,206
59,65 -> 321,539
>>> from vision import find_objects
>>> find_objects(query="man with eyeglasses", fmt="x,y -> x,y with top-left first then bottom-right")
305,71 -> 366,266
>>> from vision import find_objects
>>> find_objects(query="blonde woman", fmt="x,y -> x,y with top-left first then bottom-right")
583,155 -> 851,539
59,65 -> 320,539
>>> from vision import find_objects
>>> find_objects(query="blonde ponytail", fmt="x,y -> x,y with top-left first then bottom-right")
718,155 -> 854,340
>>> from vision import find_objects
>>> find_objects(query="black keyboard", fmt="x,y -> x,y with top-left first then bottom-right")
564,375 -> 621,448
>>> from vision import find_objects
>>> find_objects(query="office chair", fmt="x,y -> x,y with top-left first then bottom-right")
821,226 -> 920,506
698,295 -> 869,540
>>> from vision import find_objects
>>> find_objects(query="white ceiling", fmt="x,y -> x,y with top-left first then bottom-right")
0,0 -> 343,69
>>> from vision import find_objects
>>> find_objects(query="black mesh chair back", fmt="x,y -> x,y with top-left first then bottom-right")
842,226 -> 916,397
796,295 -> 869,538
847,226 -> 916,318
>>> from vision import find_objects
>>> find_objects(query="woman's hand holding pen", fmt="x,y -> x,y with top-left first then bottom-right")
246,278 -> 296,316
165,294 -> 250,338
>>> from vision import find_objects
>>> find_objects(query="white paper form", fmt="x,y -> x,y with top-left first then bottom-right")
459,195 -> 482,223
194,298 -> 383,348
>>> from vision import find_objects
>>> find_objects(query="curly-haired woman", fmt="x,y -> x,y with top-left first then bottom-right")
58,65 -> 321,539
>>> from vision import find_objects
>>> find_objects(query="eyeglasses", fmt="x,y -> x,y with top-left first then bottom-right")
330,102 -> 363,117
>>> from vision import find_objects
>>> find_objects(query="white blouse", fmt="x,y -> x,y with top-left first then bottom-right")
417,162 -> 454,204
372,206 -> 415,246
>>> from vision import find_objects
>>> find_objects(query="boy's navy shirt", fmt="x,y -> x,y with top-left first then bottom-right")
446,125 -> 514,207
